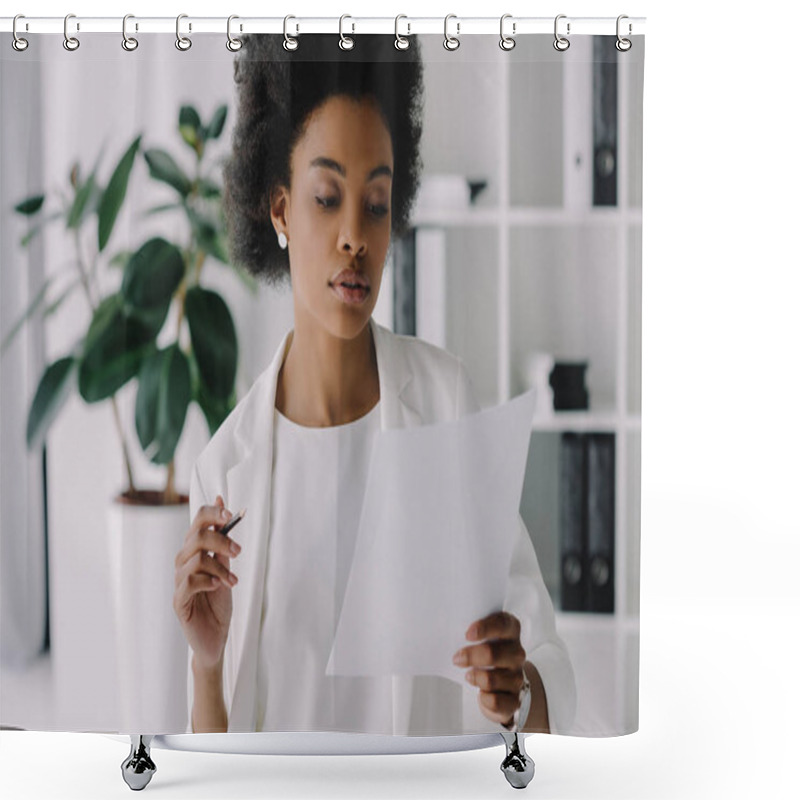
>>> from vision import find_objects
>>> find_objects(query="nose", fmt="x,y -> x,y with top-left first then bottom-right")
337,200 -> 367,258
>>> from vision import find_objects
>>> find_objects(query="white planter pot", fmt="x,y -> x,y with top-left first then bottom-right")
107,494 -> 190,734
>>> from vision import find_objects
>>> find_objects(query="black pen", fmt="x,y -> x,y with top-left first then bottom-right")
218,508 -> 246,536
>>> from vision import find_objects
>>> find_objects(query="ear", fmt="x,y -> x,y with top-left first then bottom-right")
269,184 -> 289,239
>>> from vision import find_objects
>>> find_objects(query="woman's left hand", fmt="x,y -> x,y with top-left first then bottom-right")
453,611 -> 527,728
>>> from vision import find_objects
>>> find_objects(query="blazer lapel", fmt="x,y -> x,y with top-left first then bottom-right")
371,316 -> 422,431
224,327 -> 291,731
225,317 -> 423,731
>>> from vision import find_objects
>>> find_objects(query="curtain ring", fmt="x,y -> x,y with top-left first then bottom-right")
63,13 -> 80,51
227,15 -> 243,52
122,14 -> 138,51
553,14 -> 570,51
394,14 -> 410,50
339,15 -> 354,50
283,15 -> 298,51
443,14 -> 460,51
499,14 -> 516,51
176,13 -> 192,51
616,15 -> 632,52
12,14 -> 29,52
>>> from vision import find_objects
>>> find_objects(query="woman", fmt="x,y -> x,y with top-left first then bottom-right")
173,33 -> 576,736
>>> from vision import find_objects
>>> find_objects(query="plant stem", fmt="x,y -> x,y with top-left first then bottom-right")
111,395 -> 136,496
165,460 -> 177,505
73,227 -> 137,497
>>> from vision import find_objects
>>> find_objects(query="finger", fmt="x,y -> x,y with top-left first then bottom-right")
183,572 -> 223,598
176,507 -> 239,568
478,689 -> 520,723
197,526 -> 241,561
466,611 -> 521,642
175,548 -> 236,592
454,638 -> 525,669
176,530 -> 238,571
174,569 -> 222,608
465,666 -> 525,694
186,550 -> 238,588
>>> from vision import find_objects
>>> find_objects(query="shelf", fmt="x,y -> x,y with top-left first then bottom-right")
410,206 -> 501,228
410,205 -> 642,229
554,610 -> 640,635
509,207 -> 642,226
530,411 -> 640,433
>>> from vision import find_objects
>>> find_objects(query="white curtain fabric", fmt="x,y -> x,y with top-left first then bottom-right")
0,54 -> 48,669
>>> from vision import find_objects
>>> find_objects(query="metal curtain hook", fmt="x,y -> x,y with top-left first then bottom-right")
12,14 -> 29,52
395,14 -> 410,50
616,15 -> 632,51
64,13 -> 80,51
443,14 -> 460,51
339,14 -> 354,50
122,14 -> 138,51
283,15 -> 298,51
176,13 -> 192,51
227,15 -> 243,52
553,14 -> 570,51
500,14 -> 516,51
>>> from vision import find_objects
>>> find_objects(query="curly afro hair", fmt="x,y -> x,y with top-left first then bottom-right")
222,33 -> 425,288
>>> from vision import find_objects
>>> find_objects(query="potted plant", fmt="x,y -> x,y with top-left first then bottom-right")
3,103 -> 256,732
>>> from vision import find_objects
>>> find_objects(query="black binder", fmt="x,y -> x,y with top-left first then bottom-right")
559,433 -> 587,611
586,433 -> 615,613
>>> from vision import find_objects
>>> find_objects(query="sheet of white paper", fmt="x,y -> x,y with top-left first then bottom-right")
325,388 -> 536,685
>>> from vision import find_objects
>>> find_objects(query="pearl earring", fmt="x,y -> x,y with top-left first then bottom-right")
277,231 -> 288,250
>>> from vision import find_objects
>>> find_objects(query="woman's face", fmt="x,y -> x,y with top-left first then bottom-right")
272,94 -> 394,342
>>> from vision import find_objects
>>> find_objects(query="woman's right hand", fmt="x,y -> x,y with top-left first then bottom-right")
173,495 -> 242,672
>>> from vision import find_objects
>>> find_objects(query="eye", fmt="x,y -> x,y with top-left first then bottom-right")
316,196 -> 337,209
369,204 -> 389,218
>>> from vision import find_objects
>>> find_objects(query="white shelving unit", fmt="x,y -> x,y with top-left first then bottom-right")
404,34 -> 643,735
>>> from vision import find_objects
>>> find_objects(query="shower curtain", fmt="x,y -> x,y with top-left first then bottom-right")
0,19 -> 645,740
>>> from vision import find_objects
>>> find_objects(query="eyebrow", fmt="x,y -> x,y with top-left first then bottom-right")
310,156 -> 392,182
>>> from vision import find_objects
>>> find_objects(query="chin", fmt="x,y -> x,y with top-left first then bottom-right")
328,312 -> 373,341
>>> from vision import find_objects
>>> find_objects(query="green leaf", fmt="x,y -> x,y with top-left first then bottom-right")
205,105 -> 227,140
186,205 -> 228,264
0,275 -> 57,355
78,295 -> 154,402
84,294 -> 122,351
108,250 -> 133,269
141,202 -> 183,216
26,356 -> 77,450
15,195 -> 46,215
196,178 -> 221,198
97,135 -> 142,252
197,379 -> 236,437
143,148 -> 192,197
66,172 -> 96,229
184,286 -> 237,400
121,237 -> 185,311
188,349 -> 235,437
179,105 -> 203,149
127,302 -> 171,340
135,345 -> 191,465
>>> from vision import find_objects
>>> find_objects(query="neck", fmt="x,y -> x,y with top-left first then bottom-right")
276,318 -> 379,427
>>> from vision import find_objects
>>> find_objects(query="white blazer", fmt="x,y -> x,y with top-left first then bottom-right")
186,316 -> 576,735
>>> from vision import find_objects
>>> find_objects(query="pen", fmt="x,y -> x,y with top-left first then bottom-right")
218,508 -> 246,536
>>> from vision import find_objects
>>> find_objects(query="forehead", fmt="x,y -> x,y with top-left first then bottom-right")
293,95 -> 393,170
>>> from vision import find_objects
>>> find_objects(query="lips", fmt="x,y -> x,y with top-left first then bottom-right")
330,268 -> 370,291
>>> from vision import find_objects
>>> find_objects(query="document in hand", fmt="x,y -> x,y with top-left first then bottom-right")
326,388 -> 536,685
